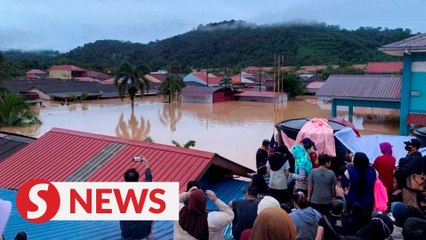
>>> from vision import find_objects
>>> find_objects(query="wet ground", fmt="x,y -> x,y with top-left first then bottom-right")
1,96 -> 399,170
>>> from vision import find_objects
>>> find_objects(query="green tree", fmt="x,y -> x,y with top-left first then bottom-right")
277,71 -> 305,99
219,76 -> 232,88
159,75 -> 186,103
80,91 -> 88,102
0,92 -> 40,127
114,62 -> 150,109
172,140 -> 196,148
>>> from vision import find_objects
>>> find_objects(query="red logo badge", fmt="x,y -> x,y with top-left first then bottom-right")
16,179 -> 60,223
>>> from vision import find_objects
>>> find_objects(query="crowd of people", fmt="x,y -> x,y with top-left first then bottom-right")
174,137 -> 426,240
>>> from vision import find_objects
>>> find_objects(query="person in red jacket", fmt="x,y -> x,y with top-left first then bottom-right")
373,142 -> 396,195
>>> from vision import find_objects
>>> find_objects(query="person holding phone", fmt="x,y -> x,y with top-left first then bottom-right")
120,156 -> 153,239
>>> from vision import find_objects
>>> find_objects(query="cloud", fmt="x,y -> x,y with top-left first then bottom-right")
0,0 -> 423,51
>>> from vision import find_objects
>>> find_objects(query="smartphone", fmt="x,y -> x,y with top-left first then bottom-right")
132,156 -> 146,162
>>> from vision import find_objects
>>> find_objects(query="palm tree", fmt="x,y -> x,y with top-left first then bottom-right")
219,76 -> 232,89
114,62 -> 150,109
0,92 -> 40,127
159,75 -> 186,103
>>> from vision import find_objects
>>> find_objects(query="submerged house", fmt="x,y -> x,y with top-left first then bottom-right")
25,69 -> 47,79
379,33 -> 426,134
181,86 -> 236,103
48,65 -> 87,79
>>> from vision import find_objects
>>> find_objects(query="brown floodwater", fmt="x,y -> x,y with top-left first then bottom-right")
1,96 -> 399,170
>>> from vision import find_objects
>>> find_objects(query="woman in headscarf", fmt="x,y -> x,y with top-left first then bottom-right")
174,188 -> 234,240
340,152 -> 376,212
356,214 -> 394,240
266,145 -> 293,204
250,207 -> 297,240
373,142 -> 396,194
290,145 -> 312,196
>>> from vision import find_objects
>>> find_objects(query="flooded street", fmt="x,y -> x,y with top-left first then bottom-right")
1,97 -> 399,170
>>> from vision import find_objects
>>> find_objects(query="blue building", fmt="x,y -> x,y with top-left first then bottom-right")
380,33 -> 426,135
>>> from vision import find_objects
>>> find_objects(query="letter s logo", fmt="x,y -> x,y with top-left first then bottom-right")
16,179 -> 60,223
27,183 -> 49,219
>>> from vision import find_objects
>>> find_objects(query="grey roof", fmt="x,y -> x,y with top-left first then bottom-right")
0,132 -> 35,162
379,33 -> 426,56
316,75 -> 401,101
182,86 -> 222,94
3,78 -> 118,97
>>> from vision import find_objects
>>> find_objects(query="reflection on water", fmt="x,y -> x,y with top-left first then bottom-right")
116,111 -> 151,141
158,102 -> 182,132
0,97 -> 399,170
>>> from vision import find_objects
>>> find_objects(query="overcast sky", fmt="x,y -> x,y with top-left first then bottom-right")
0,0 -> 424,52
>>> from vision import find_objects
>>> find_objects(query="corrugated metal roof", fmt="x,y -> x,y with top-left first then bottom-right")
234,91 -> 277,98
380,33 -> 426,55
0,133 -> 35,162
1,179 -> 248,240
48,65 -> 87,72
365,62 -> 403,74
316,75 -> 401,101
306,81 -> 325,89
406,113 -> 426,125
182,86 -> 222,95
0,128 -> 250,192
26,69 -> 46,74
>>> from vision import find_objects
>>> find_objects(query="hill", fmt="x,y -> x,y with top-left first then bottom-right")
2,21 -> 413,74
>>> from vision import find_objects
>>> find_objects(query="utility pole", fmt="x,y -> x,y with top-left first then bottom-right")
206,66 -> 209,87
259,66 -> 262,92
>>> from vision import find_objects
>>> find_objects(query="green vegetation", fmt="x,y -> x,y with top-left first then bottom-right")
159,75 -> 186,103
114,62 -> 150,109
277,71 -> 305,99
0,92 -> 40,127
80,91 -> 88,102
319,63 -> 365,80
172,140 -> 196,148
219,76 -> 232,88
60,21 -> 409,70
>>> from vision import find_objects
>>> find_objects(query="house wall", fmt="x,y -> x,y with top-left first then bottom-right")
400,53 -> 426,135
49,70 -> 72,79
409,54 -> 426,113
212,90 -> 234,103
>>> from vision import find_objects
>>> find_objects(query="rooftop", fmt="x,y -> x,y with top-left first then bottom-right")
379,33 -> 426,56
48,65 -> 87,72
365,62 -> 403,74
316,74 -> 401,101
0,132 -> 35,162
0,128 -> 251,190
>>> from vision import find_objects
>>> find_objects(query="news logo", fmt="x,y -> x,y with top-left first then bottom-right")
16,179 -> 179,223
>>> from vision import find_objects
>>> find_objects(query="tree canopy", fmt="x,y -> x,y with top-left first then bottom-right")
1,21 -> 411,74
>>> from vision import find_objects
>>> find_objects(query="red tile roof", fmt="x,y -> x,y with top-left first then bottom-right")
406,113 -> 426,125
48,65 -> 87,72
365,62 -> 403,74
316,75 -> 401,101
0,128 -> 250,191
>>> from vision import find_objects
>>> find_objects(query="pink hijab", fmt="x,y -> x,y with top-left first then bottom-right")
0,199 -> 12,236
379,142 -> 393,156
